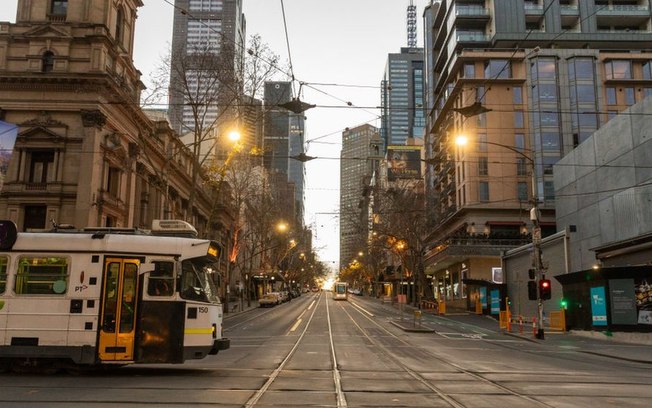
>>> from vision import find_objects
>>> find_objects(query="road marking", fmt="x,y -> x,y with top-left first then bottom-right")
438,332 -> 486,339
289,318 -> 302,333
308,300 -> 316,310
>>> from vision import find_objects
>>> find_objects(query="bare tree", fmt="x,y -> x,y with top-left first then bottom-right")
372,179 -> 435,305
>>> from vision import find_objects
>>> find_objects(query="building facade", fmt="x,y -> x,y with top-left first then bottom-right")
167,0 -> 245,158
422,0 -> 652,310
380,47 -> 426,148
339,124 -> 381,269
0,0 -> 227,236
263,81 -> 306,224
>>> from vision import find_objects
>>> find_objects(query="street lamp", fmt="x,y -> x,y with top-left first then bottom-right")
455,135 -> 546,339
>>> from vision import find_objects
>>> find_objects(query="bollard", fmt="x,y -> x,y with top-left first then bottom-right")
414,310 -> 422,328
519,316 -> 524,334
532,317 -> 537,337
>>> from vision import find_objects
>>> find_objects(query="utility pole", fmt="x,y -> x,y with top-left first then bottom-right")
530,163 -> 545,340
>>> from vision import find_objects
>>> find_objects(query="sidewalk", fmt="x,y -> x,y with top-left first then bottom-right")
370,296 -> 652,365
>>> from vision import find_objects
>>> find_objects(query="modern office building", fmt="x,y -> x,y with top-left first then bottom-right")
380,48 -> 426,148
422,0 -> 652,310
263,81 -> 306,224
339,124 -> 382,269
168,0 -> 245,156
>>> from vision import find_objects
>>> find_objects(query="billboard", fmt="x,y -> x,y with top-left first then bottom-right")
387,146 -> 422,181
0,120 -> 18,191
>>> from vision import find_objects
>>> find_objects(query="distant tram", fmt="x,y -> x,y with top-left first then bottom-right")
333,282 -> 348,301
0,220 -> 230,371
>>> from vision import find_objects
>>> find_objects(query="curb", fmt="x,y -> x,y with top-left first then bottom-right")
389,319 -> 436,333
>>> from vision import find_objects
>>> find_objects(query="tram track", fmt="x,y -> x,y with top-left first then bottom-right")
243,292 -> 347,407
340,299 -> 556,408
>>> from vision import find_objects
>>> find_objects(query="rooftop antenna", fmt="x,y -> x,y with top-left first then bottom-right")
407,0 -> 417,48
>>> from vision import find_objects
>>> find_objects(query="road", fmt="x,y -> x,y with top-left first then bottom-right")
1,292 -> 651,407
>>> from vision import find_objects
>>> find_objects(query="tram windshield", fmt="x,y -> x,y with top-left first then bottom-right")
180,257 -> 220,304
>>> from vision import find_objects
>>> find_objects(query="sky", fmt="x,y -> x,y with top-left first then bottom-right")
0,0 -> 432,270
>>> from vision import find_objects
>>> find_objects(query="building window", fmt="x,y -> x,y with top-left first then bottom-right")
515,133 -> 525,151
544,181 -> 555,201
606,87 -> 617,105
532,58 -> 557,80
537,84 -> 558,102
23,205 -> 47,231
624,87 -> 636,105
42,51 -> 55,72
604,60 -> 631,79
115,7 -> 125,45
479,182 -> 489,202
575,84 -> 596,104
513,87 -> 523,104
478,157 -> 488,176
516,158 -> 528,176
15,256 -> 68,295
51,0 -> 67,15
569,58 -> 595,80
514,111 -> 524,128
463,63 -> 475,78
29,151 -> 54,183
477,133 -> 487,152
484,59 -> 511,79
542,133 -> 560,151
517,182 -> 528,202
643,61 -> 652,80
107,166 -> 121,198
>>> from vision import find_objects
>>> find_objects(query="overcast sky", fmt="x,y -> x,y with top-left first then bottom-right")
0,0 -> 431,270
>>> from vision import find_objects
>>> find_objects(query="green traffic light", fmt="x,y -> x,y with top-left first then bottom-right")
560,299 -> 568,309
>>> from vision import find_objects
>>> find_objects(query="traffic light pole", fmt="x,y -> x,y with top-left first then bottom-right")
530,165 -> 545,340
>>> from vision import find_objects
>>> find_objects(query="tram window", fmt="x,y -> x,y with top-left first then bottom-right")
0,256 -> 7,294
147,261 -> 174,297
180,260 -> 208,302
15,256 -> 68,295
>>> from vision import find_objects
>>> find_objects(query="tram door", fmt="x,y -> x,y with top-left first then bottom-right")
99,258 -> 140,361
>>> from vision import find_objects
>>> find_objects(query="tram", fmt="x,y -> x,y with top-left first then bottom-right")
0,219 -> 230,371
333,282 -> 348,301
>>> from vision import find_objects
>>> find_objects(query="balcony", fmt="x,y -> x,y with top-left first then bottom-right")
454,5 -> 490,20
524,3 -> 544,15
424,235 -> 532,265
596,5 -> 650,25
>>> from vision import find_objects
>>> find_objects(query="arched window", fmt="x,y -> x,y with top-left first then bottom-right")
115,7 -> 125,45
42,51 -> 55,72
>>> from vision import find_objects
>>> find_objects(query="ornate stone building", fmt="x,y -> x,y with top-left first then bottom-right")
0,0 -> 221,237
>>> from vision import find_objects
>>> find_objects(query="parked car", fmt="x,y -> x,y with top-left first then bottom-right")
259,293 -> 280,307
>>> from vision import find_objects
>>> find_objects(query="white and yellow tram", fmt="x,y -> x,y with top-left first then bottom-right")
333,282 -> 348,300
0,220 -> 229,370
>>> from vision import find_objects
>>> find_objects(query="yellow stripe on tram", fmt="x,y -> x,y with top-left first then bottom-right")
184,328 -> 214,335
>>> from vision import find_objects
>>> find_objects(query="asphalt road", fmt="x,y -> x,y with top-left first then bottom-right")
1,292 -> 651,407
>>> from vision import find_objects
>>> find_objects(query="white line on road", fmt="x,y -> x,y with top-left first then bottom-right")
288,318 -> 302,333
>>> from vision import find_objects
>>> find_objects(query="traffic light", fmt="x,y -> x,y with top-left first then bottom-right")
527,280 -> 538,300
528,268 -> 536,280
539,279 -> 552,300
560,298 -> 568,309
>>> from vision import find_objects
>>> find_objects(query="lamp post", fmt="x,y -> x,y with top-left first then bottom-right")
455,135 -> 546,339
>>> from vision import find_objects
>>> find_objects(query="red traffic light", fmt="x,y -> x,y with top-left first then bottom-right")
539,279 -> 552,300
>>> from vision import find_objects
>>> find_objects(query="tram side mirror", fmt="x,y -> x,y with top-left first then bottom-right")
0,220 -> 18,250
